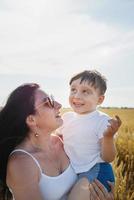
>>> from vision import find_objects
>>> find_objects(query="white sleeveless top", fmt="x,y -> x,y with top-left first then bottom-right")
10,149 -> 77,200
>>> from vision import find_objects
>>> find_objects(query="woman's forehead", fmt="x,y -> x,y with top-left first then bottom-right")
35,89 -> 48,103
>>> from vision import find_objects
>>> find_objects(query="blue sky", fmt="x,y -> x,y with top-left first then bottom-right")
0,0 -> 134,108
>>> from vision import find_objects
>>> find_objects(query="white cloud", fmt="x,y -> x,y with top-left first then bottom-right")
0,1 -> 122,75
0,0 -> 134,107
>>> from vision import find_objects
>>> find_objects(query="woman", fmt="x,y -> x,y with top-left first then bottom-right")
0,83 -> 114,200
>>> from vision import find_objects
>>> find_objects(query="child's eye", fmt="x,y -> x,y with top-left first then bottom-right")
71,88 -> 76,92
83,90 -> 92,95
83,90 -> 89,94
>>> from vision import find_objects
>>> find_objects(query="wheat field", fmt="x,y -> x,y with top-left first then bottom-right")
62,108 -> 134,200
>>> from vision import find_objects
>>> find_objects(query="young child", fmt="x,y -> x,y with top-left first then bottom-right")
57,70 -> 121,192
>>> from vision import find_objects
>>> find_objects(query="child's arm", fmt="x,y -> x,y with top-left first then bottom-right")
100,116 -> 121,162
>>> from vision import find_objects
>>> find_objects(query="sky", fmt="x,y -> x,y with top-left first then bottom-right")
0,0 -> 134,108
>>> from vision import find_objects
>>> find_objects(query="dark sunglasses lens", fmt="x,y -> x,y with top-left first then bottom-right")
48,97 -> 54,108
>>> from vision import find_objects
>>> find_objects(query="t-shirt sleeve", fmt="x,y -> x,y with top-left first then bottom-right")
97,116 -> 111,139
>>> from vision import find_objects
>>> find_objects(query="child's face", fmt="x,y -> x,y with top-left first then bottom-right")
69,78 -> 104,114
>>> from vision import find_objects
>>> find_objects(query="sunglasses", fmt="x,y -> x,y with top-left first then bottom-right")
35,95 -> 55,110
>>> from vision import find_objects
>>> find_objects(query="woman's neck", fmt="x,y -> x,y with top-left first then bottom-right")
16,132 -> 53,153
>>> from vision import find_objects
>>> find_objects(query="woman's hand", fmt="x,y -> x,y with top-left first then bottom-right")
89,179 -> 114,200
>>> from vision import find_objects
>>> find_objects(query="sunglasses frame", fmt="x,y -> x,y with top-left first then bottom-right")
35,95 -> 55,110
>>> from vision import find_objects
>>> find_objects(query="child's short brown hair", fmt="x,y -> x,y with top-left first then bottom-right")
69,70 -> 107,95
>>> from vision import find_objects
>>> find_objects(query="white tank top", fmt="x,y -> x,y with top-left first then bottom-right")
10,149 -> 77,200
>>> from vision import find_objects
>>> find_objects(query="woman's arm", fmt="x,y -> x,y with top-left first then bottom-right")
67,178 -> 114,200
6,153 -> 43,200
90,179 -> 114,200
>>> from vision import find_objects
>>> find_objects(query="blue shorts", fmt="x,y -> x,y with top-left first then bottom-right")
77,162 -> 115,192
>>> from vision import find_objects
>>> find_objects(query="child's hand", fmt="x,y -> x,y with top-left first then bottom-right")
104,115 -> 122,138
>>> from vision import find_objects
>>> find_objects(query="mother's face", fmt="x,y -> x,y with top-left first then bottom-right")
34,89 -> 63,132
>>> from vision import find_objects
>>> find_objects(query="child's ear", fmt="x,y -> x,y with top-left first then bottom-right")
26,115 -> 36,127
98,95 -> 105,105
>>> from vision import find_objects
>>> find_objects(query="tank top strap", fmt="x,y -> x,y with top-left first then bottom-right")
10,149 -> 42,174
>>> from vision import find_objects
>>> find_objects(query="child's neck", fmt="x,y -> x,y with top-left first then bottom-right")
75,108 -> 97,115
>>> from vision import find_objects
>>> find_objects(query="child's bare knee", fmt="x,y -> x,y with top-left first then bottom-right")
79,177 -> 89,184
77,177 -> 89,190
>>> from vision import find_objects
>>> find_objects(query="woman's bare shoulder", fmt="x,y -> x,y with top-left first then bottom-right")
7,152 -> 39,187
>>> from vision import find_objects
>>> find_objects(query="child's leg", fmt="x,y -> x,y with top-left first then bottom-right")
78,163 -> 100,182
67,177 -> 90,200
77,163 -> 115,192
97,162 -> 115,192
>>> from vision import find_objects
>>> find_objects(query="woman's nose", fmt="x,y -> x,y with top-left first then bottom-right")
54,101 -> 62,109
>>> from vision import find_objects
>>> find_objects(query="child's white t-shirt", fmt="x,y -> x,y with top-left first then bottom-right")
57,110 -> 111,173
